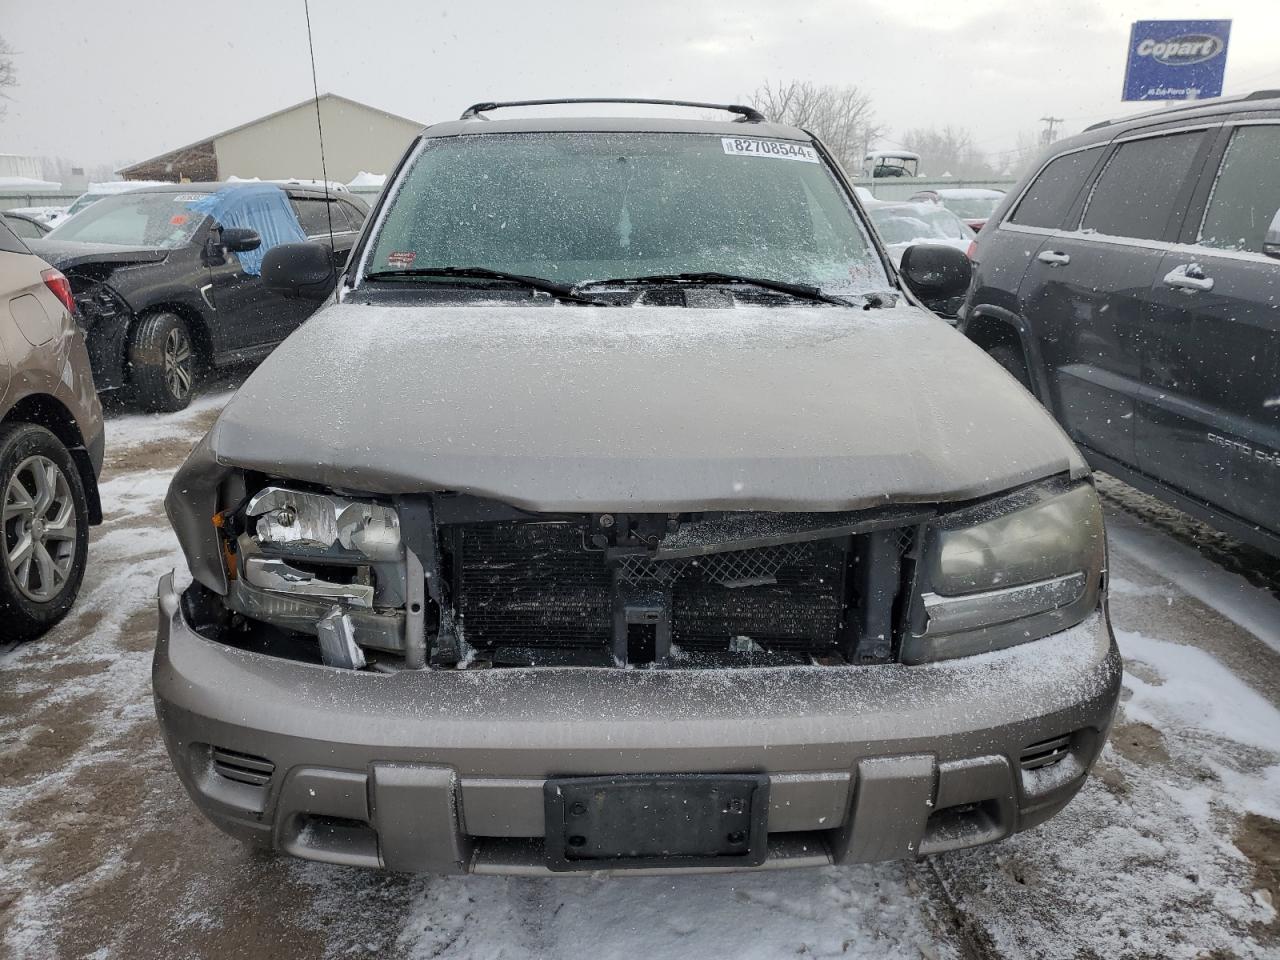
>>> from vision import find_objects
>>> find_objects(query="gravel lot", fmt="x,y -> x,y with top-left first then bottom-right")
1,379 -> 1277,960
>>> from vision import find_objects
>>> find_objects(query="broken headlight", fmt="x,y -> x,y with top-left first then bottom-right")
226,486 -> 408,669
246,486 -> 401,561
72,281 -> 129,329
902,480 -> 1104,664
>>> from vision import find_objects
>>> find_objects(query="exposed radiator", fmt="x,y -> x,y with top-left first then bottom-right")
449,521 -> 853,663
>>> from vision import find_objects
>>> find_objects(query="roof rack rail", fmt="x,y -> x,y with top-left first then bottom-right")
459,98 -> 766,123
1084,89 -> 1280,132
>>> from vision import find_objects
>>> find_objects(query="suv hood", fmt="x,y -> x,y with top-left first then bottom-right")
207,301 -> 1086,512
26,238 -> 169,272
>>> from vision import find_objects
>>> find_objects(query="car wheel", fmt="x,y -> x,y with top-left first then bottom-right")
988,344 -> 1033,392
130,312 -> 197,412
0,423 -> 91,642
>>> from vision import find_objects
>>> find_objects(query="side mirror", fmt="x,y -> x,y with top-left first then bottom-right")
1264,208 -> 1280,260
262,242 -> 336,301
899,243 -> 973,303
220,226 -> 261,254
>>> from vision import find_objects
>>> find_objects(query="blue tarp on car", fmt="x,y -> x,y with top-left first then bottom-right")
187,183 -> 306,276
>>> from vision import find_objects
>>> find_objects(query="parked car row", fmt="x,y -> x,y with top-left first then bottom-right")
862,198 -> 975,265
1,180 -> 366,637
6,92 -> 1276,880
909,187 -> 1006,231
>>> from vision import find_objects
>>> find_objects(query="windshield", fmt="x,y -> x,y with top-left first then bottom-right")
869,203 -> 971,243
366,132 -> 888,295
47,191 -> 207,247
938,194 -> 1003,219
65,193 -> 106,216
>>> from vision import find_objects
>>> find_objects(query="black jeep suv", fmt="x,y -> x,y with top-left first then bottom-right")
960,91 -> 1280,556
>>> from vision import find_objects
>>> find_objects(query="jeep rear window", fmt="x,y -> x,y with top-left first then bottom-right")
1198,124 -> 1280,253
365,132 -> 887,295
1009,147 -> 1103,229
1081,131 -> 1206,241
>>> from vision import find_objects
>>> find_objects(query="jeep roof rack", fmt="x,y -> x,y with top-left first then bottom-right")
459,98 -> 767,123
1084,89 -> 1280,132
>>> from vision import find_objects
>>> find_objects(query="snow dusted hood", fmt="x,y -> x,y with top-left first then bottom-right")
206,301 -> 1086,512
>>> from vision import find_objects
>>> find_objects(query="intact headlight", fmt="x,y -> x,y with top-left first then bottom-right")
902,480 -> 1105,664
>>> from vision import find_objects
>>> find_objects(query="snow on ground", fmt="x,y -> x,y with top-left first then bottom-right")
0,427 -> 187,959
289,861 -> 957,960
101,388 -> 234,450
1107,509 -> 1280,655
1121,631 -> 1280,760
1,385 -> 1278,960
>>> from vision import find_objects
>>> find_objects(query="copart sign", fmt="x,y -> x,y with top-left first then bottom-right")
1123,19 -> 1231,101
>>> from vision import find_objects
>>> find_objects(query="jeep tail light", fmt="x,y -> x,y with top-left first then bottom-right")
41,268 -> 76,315
965,240 -> 977,261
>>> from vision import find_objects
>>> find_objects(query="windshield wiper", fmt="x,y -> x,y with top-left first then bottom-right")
574,271 -> 854,306
364,266 -> 610,305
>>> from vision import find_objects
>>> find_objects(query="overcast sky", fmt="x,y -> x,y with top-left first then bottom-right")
3,0 -> 1277,171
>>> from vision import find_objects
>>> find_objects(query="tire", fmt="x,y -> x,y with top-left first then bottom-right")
987,344 -> 1033,392
129,312 -> 198,412
0,423 -> 91,642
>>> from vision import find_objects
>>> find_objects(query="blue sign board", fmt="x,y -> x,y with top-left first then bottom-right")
1123,20 -> 1231,101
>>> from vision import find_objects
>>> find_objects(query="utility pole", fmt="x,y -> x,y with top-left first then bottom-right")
1039,116 -> 1064,146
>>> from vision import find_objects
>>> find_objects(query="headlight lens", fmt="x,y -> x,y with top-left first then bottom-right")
902,480 -> 1105,663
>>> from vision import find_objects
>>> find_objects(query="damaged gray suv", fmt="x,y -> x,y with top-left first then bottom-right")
155,99 -> 1121,875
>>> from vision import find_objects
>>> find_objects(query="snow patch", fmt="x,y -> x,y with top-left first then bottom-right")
1117,630 -> 1280,755
1107,509 -> 1280,654
103,389 -> 233,449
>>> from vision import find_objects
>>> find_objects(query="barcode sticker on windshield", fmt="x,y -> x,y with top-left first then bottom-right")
172,194 -> 204,202
721,138 -> 819,163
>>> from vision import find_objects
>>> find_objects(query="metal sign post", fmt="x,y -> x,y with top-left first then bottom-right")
1122,19 -> 1232,102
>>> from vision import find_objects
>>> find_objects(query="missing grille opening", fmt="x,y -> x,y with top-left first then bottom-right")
440,515 -> 911,668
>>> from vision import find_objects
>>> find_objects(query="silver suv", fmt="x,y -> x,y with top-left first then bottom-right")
155,99 -> 1120,875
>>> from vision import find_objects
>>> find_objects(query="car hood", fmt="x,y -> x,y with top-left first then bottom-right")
25,238 -> 170,272
206,301 -> 1086,512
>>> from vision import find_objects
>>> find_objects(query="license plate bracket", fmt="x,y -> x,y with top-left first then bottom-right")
543,773 -> 769,871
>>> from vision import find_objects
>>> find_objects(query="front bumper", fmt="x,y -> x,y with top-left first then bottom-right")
153,573 -> 1122,876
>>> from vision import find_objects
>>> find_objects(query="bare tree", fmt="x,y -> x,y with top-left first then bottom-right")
0,36 -> 15,120
996,130 -> 1046,179
749,81 -> 882,174
900,126 -> 996,180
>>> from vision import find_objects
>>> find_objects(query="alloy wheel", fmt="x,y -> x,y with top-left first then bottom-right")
3,455 -> 78,602
163,326 -> 194,402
